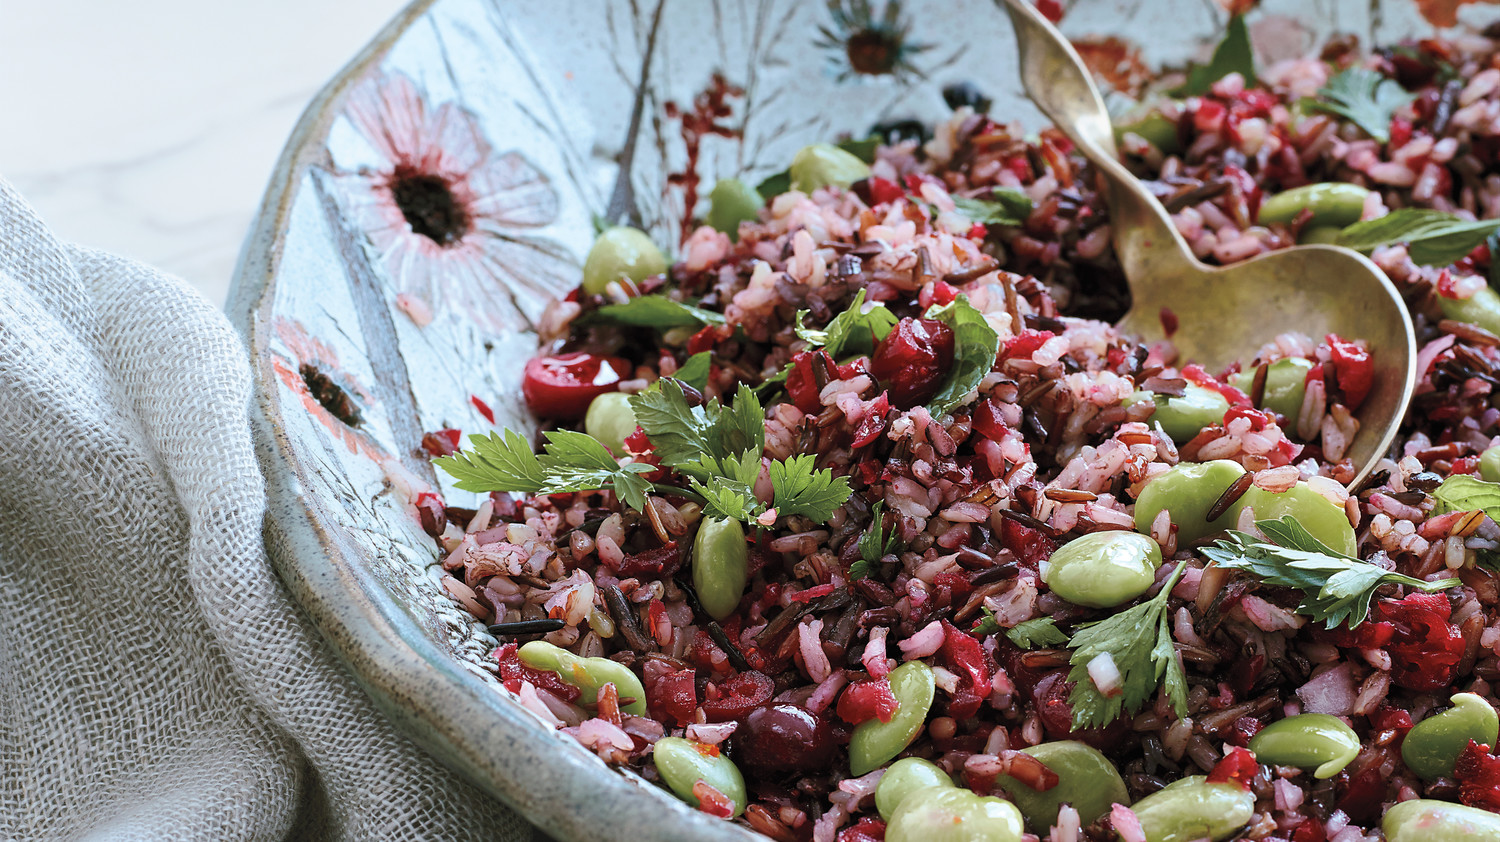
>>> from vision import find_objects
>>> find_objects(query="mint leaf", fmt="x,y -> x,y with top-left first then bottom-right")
1004,617 -> 1069,649
674,352 -> 712,392
1338,208 -> 1500,267
587,295 -> 726,329
794,289 -> 898,359
1309,67 -> 1415,144
434,430 -> 547,494
953,186 -> 1033,226
1177,14 -> 1255,96
924,294 -> 1001,415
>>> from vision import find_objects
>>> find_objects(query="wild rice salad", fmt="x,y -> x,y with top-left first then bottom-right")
419,23 -> 1500,842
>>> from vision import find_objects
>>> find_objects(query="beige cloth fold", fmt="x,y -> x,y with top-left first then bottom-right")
0,179 -> 529,841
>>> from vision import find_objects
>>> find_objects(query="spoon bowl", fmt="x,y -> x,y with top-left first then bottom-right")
1000,0 -> 1417,488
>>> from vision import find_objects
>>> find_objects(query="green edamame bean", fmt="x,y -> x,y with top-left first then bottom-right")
1041,532 -> 1163,609
1384,798 -> 1500,841
885,786 -> 1024,842
1248,713 -> 1360,779
1259,183 -> 1371,228
584,391 -> 638,455
1298,225 -> 1345,245
998,740 -> 1129,829
692,516 -> 749,621
1403,693 -> 1500,780
706,179 -> 762,240
1439,286 -> 1500,338
1114,109 -> 1180,154
582,226 -> 669,296
1236,482 -> 1358,557
1227,357 -> 1314,419
789,143 -> 871,194
875,757 -> 954,820
1131,778 -> 1255,842
1133,460 -> 1248,546
1481,445 -> 1500,483
652,737 -> 747,817
1129,385 -> 1230,444
517,640 -> 647,714
849,660 -> 935,776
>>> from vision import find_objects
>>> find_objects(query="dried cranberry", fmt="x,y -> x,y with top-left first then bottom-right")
853,176 -> 905,206
414,491 -> 447,537
836,677 -> 900,726
733,704 -> 838,775
646,667 -> 698,725
838,817 -> 887,842
1290,818 -> 1327,842
869,318 -> 955,409
1325,334 -> 1373,410
1456,740 -> 1500,812
702,671 -> 775,722
601,541 -> 683,580
1377,592 -> 1464,692
852,392 -> 892,448
1226,716 -> 1263,747
1223,405 -> 1270,432
785,350 -> 834,414
971,398 -> 1010,441
1335,767 -> 1386,825
1030,670 -> 1128,751
521,352 -> 632,419
495,642 -> 581,703
999,517 -> 1055,572
1001,329 -> 1054,361
939,621 -> 992,720
1369,704 -> 1415,739
421,428 -> 462,457
1180,363 -> 1251,407
1206,747 -> 1259,790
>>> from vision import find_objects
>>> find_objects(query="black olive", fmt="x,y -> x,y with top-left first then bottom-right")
869,118 -> 929,147
942,81 -> 992,113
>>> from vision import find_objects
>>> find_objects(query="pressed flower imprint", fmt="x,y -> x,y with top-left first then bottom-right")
334,69 -> 576,330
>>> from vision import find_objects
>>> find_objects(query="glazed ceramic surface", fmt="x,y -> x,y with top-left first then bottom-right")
228,1 -> 1485,839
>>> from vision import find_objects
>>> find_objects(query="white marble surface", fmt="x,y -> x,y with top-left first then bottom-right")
0,0 -> 411,308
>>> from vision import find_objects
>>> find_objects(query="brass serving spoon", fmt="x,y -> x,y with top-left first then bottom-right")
998,0 -> 1417,489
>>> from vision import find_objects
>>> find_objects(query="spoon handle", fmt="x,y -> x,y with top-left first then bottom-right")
996,0 -> 1199,282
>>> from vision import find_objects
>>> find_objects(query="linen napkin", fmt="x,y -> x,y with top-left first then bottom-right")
0,177 -> 529,841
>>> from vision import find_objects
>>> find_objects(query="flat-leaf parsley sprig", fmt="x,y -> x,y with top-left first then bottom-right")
1201,516 -> 1460,629
433,377 -> 852,529
1064,561 -> 1190,730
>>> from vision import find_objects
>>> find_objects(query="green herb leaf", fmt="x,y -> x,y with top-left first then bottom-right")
689,473 -> 767,523
587,295 -> 726,329
769,454 -> 853,522
707,383 -> 767,461
952,187 -> 1033,227
536,431 -> 657,512
1177,14 -> 1255,96
1337,208 -> 1500,267
1308,67 -> 1415,144
434,430 -> 547,494
628,379 -> 718,468
794,289 -> 899,358
1004,617 -> 1069,649
1066,562 -> 1190,730
923,294 -> 1002,416
756,170 -> 792,199
838,135 -> 881,164
850,500 -> 900,579
674,352 -> 713,392
1432,474 -> 1500,520
1201,516 -> 1459,629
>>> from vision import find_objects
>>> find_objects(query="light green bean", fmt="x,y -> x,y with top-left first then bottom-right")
849,660 -> 935,776
885,786 -> 1024,842
582,226 -> 668,296
875,757 -> 954,820
652,737 -> 747,817
1042,532 -> 1162,608
692,516 -> 749,621
517,640 -> 647,714
998,740 -> 1128,829
1384,799 -> 1500,840
1248,713 -> 1360,779
1403,693 -> 1500,780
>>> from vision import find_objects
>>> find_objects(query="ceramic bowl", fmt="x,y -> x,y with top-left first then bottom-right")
227,1 -> 1471,839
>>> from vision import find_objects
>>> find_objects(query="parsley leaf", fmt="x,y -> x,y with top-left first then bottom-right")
628,380 -> 764,470
923,294 -> 1002,416
1004,617 -> 1069,649
770,454 -> 853,522
586,295 -> 726,329
1066,561 -> 1190,730
849,500 -> 900,579
708,383 -> 768,460
1337,208 -> 1500,266
1309,67 -> 1415,144
1201,516 -> 1459,629
674,352 -> 713,392
433,429 -> 547,494
1177,14 -> 1255,96
754,136 -> 880,198
953,187 -> 1033,226
794,289 -> 898,358
689,475 -> 766,523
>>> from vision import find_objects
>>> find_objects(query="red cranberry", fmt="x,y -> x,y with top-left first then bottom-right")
869,318 -> 955,408
702,671 -> 775,723
733,704 -> 837,775
1031,670 -> 1129,751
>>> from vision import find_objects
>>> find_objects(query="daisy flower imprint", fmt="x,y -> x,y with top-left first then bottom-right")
336,70 -> 575,329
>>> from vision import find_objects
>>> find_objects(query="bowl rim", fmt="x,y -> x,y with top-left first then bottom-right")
225,2 -> 758,839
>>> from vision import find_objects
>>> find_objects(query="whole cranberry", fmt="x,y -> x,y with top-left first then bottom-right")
869,318 -> 955,408
732,704 -> 837,775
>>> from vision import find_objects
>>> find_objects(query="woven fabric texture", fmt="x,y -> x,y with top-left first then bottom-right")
0,179 -> 529,841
